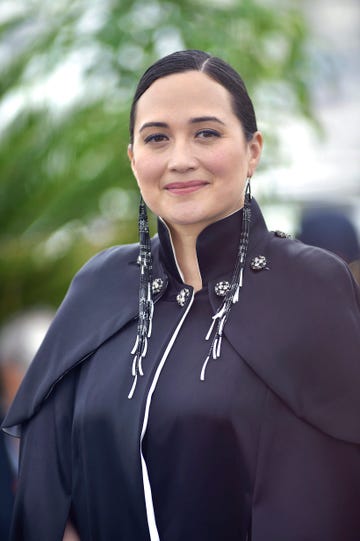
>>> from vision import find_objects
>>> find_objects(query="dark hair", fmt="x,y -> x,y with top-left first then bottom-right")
129,49 -> 257,144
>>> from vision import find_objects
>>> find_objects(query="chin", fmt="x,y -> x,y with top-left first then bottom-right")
165,202 -> 211,223
163,213 -> 218,235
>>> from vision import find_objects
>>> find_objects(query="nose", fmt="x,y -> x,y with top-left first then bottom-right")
167,139 -> 198,173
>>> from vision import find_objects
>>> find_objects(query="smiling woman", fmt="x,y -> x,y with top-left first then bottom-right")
2,50 -> 360,541
128,71 -> 262,244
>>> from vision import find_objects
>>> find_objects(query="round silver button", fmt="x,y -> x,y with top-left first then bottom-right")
176,288 -> 190,307
214,281 -> 230,297
250,255 -> 268,271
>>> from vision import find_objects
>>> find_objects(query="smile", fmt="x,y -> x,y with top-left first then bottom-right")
165,181 -> 209,195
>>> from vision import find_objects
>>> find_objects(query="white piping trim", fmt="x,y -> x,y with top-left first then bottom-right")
159,205 -> 244,286
158,217 -> 185,283
140,292 -> 195,540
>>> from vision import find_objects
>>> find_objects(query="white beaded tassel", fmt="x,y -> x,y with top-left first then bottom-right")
201,180 -> 252,381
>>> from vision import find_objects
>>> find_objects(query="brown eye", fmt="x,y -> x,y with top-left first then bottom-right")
144,133 -> 168,144
196,129 -> 221,139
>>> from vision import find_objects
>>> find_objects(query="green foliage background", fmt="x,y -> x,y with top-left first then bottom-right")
0,0 -> 314,323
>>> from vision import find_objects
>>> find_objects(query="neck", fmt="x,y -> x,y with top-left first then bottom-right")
168,226 -> 203,292
158,204 -> 262,290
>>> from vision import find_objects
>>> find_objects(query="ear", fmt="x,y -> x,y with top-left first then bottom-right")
127,144 -> 136,173
127,144 -> 142,190
247,131 -> 263,177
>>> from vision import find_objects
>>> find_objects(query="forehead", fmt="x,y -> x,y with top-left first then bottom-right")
134,71 -> 235,124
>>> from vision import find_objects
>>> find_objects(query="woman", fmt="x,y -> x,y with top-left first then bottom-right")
3,50 -> 360,541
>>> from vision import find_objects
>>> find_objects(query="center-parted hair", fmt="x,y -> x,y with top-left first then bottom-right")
128,51 -> 257,397
129,49 -> 258,144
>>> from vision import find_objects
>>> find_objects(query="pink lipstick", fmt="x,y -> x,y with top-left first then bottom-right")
165,180 -> 209,195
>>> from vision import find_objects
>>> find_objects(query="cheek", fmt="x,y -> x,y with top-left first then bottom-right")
206,146 -> 247,179
133,153 -> 163,188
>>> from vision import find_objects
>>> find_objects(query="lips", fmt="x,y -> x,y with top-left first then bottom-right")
165,180 -> 209,195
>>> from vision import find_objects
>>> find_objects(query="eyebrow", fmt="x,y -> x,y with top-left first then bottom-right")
139,116 -> 225,133
190,116 -> 225,125
139,121 -> 168,133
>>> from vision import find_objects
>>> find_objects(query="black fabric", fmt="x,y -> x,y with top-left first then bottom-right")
143,288 -> 266,540
2,199 -> 360,540
0,421 -> 16,541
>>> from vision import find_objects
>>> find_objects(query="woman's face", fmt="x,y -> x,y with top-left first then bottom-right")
128,70 -> 262,237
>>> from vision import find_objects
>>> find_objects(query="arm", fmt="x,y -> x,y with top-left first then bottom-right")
10,372 -> 77,541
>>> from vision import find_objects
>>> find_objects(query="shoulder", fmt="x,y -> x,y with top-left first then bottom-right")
228,229 -> 360,443
267,231 -> 359,302
269,228 -> 344,268
71,236 -> 161,290
55,243 -> 140,323
1,241 -> 152,436
262,233 -> 360,345
72,242 -> 139,283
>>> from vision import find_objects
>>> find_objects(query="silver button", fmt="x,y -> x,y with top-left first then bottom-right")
274,230 -> 291,239
176,288 -> 190,307
250,255 -> 268,271
151,278 -> 164,295
214,281 -> 230,297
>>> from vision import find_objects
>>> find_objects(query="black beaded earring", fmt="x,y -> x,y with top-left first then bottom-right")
201,178 -> 252,380
129,195 -> 154,398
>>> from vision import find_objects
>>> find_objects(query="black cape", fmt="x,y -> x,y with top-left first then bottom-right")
3,200 -> 360,540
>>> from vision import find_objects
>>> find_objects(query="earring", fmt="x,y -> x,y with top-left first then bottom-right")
245,176 -> 252,201
128,195 -> 154,398
201,177 -> 252,380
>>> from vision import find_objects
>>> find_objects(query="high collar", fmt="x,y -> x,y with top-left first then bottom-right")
157,198 -> 268,286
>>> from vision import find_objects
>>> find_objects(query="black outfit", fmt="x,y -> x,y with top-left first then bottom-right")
2,199 -> 360,541
0,417 -> 16,541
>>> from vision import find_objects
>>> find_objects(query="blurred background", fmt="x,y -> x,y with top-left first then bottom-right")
1,0 -> 359,325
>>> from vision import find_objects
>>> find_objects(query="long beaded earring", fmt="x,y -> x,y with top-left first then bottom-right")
128,196 -> 154,399
200,178 -> 252,380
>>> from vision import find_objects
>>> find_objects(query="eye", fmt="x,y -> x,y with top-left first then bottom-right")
195,129 -> 221,139
144,133 -> 169,144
